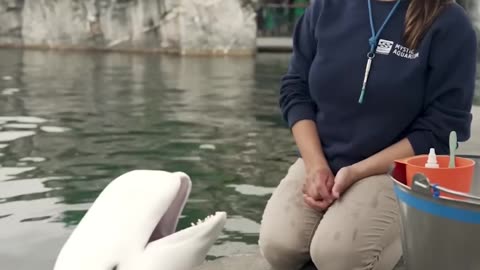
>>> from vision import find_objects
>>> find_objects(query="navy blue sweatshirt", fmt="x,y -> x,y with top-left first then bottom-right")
279,0 -> 477,174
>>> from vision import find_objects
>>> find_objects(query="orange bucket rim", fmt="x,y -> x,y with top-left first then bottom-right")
405,155 -> 476,170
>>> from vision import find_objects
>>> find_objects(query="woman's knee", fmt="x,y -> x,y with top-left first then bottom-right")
258,198 -> 312,269
310,239 -> 370,270
258,158 -> 315,269
259,231 -> 309,270
309,175 -> 401,270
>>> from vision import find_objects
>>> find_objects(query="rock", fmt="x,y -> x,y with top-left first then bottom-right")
0,0 -> 258,55
0,0 -> 23,45
172,0 -> 257,55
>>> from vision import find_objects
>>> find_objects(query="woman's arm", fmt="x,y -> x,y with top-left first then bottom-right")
280,3 -> 326,169
333,8 -> 477,198
351,138 -> 414,180
332,138 -> 414,198
292,120 -> 329,170
279,3 -> 319,129
280,2 -> 334,204
293,120 -> 335,208
405,8 -> 477,155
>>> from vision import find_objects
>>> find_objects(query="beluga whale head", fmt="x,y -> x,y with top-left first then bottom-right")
53,170 -> 227,270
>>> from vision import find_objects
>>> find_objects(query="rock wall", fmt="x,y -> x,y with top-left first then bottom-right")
0,0 -> 258,55
0,0 -> 23,46
176,0 -> 257,55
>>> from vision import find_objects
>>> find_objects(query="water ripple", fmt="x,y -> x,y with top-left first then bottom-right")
4,123 -> 38,129
0,131 -> 36,142
227,184 -> 275,196
0,167 -> 37,182
0,116 -> 47,124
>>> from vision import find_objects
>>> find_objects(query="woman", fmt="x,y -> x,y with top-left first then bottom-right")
259,0 -> 477,269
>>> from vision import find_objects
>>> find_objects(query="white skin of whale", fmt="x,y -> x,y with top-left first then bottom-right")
53,170 -> 227,270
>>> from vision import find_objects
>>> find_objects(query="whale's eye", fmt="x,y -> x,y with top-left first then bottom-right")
112,265 -> 118,270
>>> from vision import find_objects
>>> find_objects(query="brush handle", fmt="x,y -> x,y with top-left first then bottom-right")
449,131 -> 457,168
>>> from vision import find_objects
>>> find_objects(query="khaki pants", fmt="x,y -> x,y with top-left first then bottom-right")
258,158 -> 402,270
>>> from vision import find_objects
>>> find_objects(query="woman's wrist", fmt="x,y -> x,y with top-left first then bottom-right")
304,154 -> 330,172
349,162 -> 369,182
291,120 -> 331,172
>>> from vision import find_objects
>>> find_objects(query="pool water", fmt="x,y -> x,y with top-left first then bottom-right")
0,48 -> 479,270
0,49 -> 297,269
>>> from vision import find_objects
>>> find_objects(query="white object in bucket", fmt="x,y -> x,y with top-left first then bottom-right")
425,148 -> 440,168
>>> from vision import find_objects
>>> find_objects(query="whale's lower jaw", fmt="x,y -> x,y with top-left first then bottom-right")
123,211 -> 227,270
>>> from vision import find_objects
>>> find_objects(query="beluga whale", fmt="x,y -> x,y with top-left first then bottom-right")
53,170 -> 227,270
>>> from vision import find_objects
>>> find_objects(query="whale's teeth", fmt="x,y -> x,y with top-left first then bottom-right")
191,223 -> 195,226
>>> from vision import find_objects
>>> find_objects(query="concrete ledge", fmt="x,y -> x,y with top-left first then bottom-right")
195,252 -> 405,270
195,253 -> 274,270
0,38 -> 278,56
459,105 -> 480,156
0,44 -> 257,57
256,37 -> 292,52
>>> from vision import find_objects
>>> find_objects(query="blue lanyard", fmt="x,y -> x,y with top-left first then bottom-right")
358,0 -> 402,104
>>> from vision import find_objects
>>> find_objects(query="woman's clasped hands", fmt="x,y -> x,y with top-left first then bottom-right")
302,164 -> 358,211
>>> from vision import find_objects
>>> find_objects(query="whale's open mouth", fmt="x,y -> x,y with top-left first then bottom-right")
148,173 -> 226,245
149,173 -> 191,242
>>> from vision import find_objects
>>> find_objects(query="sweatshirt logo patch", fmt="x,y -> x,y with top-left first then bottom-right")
392,43 -> 420,59
376,39 -> 394,55
375,39 -> 420,59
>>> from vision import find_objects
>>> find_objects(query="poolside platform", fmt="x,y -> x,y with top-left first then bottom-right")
257,37 -> 293,52
196,106 -> 480,270
195,251 -> 406,270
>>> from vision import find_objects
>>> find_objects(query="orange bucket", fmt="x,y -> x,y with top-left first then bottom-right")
395,155 -> 476,197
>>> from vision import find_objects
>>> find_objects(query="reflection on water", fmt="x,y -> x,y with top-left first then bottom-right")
0,49 -> 297,269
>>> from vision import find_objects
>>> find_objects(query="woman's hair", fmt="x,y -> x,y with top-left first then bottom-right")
404,0 -> 453,49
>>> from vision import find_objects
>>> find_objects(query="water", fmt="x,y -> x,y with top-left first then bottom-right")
0,48 -> 479,270
0,49 -> 297,269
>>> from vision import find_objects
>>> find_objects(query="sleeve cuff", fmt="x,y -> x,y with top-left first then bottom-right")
406,131 -> 432,155
286,103 -> 317,128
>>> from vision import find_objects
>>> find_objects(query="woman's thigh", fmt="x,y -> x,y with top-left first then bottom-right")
310,174 -> 402,270
258,158 -> 323,270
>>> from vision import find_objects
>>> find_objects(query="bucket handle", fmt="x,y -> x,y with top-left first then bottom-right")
412,173 -> 480,202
